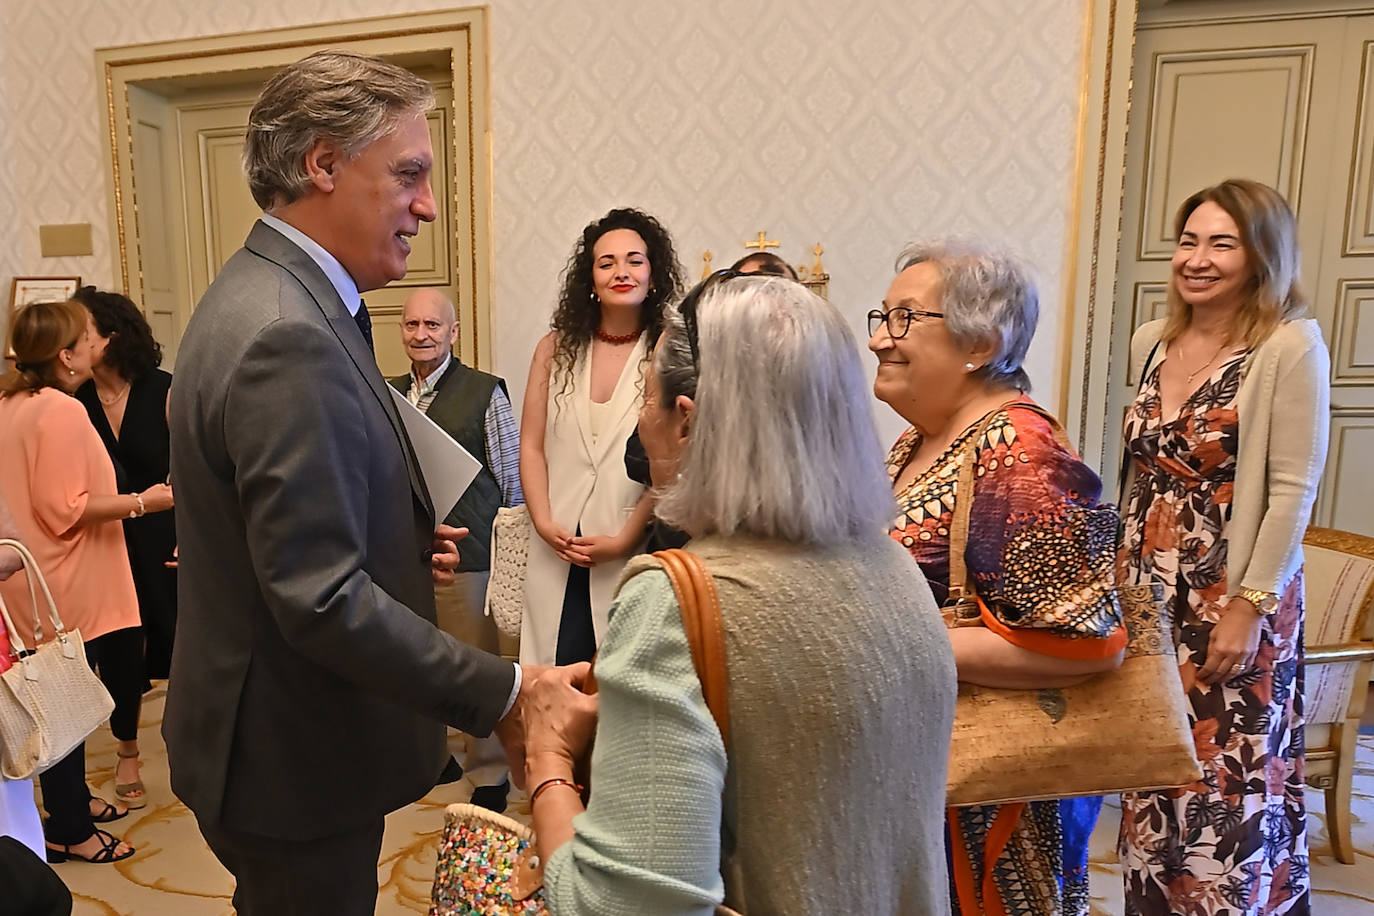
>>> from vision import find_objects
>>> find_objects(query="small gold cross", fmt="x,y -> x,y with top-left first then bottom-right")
744,231 -> 779,252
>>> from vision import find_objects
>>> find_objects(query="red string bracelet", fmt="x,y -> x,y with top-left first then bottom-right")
530,777 -> 585,805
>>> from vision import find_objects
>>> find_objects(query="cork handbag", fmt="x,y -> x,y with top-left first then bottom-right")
484,505 -> 531,638
431,548 -> 742,916
0,539 -> 115,780
943,407 -> 1201,807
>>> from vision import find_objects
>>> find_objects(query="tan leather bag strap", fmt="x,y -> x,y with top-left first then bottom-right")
653,548 -> 731,750
946,400 -> 1075,612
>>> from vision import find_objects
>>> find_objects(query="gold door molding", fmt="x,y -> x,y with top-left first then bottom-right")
94,7 -> 494,370
1060,0 -> 1139,461
1318,412 -> 1374,532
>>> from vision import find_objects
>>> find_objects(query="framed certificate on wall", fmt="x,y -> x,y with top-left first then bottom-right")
7,276 -> 81,357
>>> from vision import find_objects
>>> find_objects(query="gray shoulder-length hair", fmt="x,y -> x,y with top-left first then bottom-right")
896,240 -> 1039,392
652,276 -> 895,543
243,49 -> 434,210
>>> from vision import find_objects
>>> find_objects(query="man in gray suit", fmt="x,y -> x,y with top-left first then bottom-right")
166,50 -> 535,915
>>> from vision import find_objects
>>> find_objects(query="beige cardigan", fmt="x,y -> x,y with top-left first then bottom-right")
1127,318 -> 1330,597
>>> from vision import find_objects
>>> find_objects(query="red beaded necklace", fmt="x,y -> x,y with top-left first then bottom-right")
595,327 -> 640,345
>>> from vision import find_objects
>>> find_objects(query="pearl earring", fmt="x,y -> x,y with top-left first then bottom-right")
964,363 -> 975,372
69,369 -> 76,376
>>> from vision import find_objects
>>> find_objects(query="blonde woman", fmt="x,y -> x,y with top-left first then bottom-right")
1118,179 -> 1328,914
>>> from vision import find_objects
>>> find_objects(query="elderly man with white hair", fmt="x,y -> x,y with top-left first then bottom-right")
389,286 -> 523,811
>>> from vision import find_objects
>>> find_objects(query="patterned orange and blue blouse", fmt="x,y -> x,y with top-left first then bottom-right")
885,398 -> 1125,916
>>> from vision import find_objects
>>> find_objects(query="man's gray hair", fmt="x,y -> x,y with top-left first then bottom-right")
243,49 -> 435,210
652,276 -> 895,543
895,240 -> 1039,392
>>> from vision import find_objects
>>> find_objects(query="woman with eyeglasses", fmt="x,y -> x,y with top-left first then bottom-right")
868,240 -> 1125,916
519,208 -> 685,667
520,272 -> 956,914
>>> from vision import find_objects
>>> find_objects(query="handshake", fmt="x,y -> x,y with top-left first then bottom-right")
492,662 -> 599,791
430,523 -> 601,788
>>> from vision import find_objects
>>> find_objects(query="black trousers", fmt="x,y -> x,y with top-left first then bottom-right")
197,816 -> 385,916
86,627 -> 144,741
37,741 -> 94,845
555,527 -> 597,665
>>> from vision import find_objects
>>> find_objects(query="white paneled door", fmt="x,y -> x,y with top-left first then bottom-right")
1113,10 -> 1374,535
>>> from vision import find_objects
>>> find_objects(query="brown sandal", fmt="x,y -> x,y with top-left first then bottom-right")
46,827 -> 135,864
114,750 -> 147,810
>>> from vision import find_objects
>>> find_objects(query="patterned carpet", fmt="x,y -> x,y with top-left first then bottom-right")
32,686 -> 1374,914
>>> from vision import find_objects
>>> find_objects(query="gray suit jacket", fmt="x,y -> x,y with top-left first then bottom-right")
164,221 -> 515,840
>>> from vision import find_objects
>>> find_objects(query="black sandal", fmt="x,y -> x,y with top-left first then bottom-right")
46,828 -> 135,864
89,798 -> 128,823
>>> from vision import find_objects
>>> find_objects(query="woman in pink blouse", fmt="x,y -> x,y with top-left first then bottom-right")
0,299 -> 170,864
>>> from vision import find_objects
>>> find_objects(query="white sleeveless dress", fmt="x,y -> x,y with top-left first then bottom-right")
519,335 -> 649,665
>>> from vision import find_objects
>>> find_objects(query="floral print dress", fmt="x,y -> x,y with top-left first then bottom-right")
1117,354 -> 1309,915
887,401 -> 1124,916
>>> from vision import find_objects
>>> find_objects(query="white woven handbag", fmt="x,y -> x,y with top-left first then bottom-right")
484,506 -> 531,638
0,539 -> 115,780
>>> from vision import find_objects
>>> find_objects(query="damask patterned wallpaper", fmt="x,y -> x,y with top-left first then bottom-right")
0,0 -> 1084,444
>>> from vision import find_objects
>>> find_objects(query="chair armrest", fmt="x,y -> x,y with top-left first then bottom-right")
1306,643 -> 1374,665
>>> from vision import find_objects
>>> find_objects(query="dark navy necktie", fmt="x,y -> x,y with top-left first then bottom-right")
353,299 -> 374,353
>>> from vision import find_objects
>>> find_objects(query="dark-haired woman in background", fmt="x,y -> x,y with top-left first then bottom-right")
519,208 -> 685,666
73,287 -> 176,811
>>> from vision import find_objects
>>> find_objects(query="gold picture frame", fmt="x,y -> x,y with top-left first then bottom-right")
7,276 -> 81,357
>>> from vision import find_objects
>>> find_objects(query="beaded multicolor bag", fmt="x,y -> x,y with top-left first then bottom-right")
430,804 -> 546,916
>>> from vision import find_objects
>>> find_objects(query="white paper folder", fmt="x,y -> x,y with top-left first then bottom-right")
388,387 -> 482,521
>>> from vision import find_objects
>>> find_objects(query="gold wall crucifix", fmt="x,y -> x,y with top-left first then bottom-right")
743,230 -> 779,251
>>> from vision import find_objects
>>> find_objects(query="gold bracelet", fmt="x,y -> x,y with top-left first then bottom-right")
530,777 -> 583,805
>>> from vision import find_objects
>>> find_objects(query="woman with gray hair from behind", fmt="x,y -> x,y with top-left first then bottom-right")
520,271 -> 957,915
869,240 -> 1126,916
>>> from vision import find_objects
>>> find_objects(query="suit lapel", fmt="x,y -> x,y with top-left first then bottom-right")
245,222 -> 435,525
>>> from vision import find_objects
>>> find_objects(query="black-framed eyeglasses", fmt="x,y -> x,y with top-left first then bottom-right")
679,268 -> 757,368
867,306 -> 943,339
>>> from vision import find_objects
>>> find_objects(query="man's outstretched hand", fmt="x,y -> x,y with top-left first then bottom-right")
494,664 -> 550,790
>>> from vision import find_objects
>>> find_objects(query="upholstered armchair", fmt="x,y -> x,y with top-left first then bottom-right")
1302,526 -> 1374,864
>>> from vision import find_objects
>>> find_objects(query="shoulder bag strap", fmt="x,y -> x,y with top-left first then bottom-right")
1116,339 -> 1163,508
654,548 -> 731,750
945,402 -> 1020,618
1001,401 -> 1075,453
653,550 -> 744,916
0,538 -> 60,650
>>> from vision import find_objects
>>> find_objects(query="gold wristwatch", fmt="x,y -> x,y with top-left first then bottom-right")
1238,587 -> 1279,616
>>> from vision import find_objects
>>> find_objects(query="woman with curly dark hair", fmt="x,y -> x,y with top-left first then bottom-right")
518,207 -> 684,665
72,287 -> 177,811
